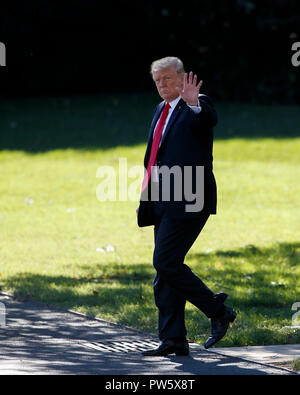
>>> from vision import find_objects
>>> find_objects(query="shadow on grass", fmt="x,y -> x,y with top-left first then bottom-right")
188,241 -> 300,308
2,242 -> 299,307
1,242 -> 299,343
1,93 -> 300,153
1,262 -> 157,333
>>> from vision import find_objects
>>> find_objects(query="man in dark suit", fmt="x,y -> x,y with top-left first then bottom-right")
137,57 -> 236,356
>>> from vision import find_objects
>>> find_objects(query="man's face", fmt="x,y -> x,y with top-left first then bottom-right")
153,67 -> 183,103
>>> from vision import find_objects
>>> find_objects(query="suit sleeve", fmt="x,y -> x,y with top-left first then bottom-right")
196,94 -> 218,126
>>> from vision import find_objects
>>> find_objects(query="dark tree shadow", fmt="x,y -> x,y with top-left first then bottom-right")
2,242 -> 299,325
0,93 -> 299,153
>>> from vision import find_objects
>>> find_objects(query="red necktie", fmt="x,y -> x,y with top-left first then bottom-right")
142,102 -> 171,192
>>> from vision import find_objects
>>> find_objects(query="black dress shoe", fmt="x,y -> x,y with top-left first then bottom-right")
204,306 -> 237,349
142,339 -> 189,356
213,292 -> 228,304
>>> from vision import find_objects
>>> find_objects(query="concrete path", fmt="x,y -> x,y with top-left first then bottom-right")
214,344 -> 300,365
0,293 -> 298,375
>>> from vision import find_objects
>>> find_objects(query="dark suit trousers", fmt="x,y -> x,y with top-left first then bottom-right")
153,202 -> 223,341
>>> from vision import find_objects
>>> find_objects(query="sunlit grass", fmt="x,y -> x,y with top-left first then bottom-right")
0,94 -> 299,346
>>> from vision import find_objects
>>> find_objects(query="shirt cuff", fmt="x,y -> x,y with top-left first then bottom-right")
187,100 -> 202,113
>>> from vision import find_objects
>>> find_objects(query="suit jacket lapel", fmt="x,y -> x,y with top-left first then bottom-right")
147,102 -> 164,143
159,98 -> 184,149
144,98 -> 184,166
144,101 -> 164,166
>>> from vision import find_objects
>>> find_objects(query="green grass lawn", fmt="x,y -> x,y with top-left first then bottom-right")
0,93 -> 300,347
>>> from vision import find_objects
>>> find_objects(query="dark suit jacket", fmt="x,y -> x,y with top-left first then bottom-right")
138,94 -> 218,227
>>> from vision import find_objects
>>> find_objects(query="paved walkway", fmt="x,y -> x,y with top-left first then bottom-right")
0,293 -> 298,375
214,344 -> 300,365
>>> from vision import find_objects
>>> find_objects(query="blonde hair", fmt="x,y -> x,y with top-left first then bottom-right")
150,56 -> 185,78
